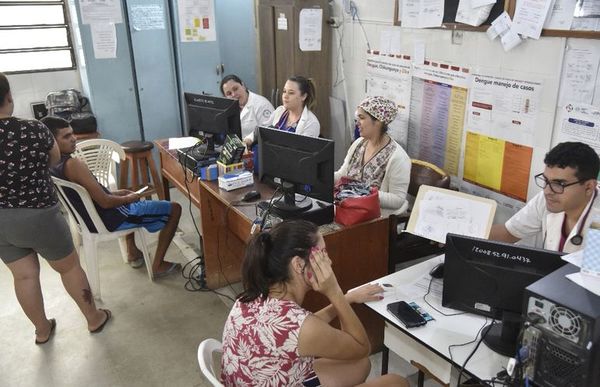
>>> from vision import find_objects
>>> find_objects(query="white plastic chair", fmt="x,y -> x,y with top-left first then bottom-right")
198,339 -> 224,387
52,176 -> 154,300
72,139 -> 125,190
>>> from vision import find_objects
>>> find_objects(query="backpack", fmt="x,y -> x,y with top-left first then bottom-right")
45,89 -> 98,134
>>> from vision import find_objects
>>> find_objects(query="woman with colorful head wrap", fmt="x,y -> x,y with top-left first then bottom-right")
334,96 -> 411,213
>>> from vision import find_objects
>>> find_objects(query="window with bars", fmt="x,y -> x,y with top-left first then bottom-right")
0,0 -> 76,74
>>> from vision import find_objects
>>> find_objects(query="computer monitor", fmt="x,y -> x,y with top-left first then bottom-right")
257,126 -> 334,222
184,92 -> 241,157
442,234 -> 566,356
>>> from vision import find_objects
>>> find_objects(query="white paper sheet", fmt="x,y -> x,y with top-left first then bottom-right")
543,0 -> 576,30
456,0 -> 494,26
501,28 -> 524,51
299,8 -> 323,52
401,0 -> 444,28
571,17 -> 600,31
472,0 -> 496,7
91,23 -> 117,59
562,249 -> 583,267
79,0 -> 123,25
277,13 -> 288,30
131,4 -> 165,31
413,41 -> 426,64
512,0 -> 554,39
566,272 -> 600,296
556,103 -> 600,156
558,45 -> 600,105
168,137 -> 200,150
487,11 -> 512,40
379,29 -> 403,55
178,0 -> 216,42
411,190 -> 496,244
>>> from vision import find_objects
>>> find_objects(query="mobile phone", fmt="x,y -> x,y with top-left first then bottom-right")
387,301 -> 427,328
135,186 -> 149,194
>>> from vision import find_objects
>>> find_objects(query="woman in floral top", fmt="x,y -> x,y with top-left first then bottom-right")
335,96 -> 411,214
221,220 -> 407,386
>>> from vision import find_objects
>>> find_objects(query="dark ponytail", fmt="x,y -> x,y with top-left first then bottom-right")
0,72 -> 10,106
288,75 -> 317,111
239,220 -> 319,302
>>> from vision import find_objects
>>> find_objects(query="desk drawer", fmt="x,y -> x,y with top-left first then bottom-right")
384,322 -> 451,384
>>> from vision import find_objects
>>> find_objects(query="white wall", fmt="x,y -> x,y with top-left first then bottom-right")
329,0 -> 570,222
7,70 -> 82,119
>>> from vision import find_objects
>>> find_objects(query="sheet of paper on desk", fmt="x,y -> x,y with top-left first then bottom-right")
406,187 -> 497,244
562,250 -> 583,268
566,272 -> 600,296
168,137 -> 200,150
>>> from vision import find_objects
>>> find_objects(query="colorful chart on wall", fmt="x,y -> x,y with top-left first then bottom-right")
365,53 -> 412,148
407,63 -> 471,176
463,131 -> 533,202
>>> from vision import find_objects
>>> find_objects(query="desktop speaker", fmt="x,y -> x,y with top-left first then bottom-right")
521,264 -> 600,387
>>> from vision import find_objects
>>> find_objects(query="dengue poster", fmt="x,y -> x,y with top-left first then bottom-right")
407,63 -> 471,176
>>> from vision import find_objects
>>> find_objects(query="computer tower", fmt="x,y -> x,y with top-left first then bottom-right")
521,263 -> 600,387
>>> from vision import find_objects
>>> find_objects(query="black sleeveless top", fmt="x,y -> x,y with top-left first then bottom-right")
51,155 -> 128,232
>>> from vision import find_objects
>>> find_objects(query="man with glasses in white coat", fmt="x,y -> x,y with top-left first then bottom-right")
489,142 -> 600,253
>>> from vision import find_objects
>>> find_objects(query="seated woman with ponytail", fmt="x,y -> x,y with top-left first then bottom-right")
221,220 -> 407,386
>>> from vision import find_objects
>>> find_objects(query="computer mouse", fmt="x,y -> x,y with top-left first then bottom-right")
429,263 -> 444,279
242,190 -> 261,202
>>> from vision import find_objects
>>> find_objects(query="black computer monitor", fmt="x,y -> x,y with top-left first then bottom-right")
442,234 -> 566,356
184,92 -> 241,157
257,126 -> 334,223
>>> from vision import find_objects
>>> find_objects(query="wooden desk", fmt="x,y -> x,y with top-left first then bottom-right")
155,139 -> 389,350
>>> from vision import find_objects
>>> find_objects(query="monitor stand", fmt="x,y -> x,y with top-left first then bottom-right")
195,134 -> 219,159
257,182 -> 334,226
482,311 -> 522,357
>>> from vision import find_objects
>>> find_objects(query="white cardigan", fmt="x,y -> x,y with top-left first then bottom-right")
335,137 -> 411,213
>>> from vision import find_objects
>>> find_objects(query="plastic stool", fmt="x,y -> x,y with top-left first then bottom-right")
119,140 -> 165,200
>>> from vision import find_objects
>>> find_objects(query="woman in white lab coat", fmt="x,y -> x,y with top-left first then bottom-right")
220,74 -> 275,147
270,75 -> 320,138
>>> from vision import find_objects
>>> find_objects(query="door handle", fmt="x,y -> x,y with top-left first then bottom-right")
220,63 -> 225,74
216,65 -> 221,75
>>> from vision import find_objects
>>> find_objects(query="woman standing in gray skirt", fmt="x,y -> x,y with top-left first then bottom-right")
0,72 -> 111,344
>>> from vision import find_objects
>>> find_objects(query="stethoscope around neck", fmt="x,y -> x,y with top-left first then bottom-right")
568,189 -> 597,246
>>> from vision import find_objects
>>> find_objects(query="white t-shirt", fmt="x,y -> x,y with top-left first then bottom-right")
240,91 -> 274,141
505,188 -> 600,253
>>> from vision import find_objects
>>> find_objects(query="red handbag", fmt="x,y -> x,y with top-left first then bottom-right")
334,178 -> 381,226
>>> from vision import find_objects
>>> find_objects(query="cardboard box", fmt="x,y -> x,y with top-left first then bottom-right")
218,171 -> 254,191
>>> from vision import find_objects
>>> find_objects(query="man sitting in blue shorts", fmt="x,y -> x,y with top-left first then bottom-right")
42,116 -> 181,277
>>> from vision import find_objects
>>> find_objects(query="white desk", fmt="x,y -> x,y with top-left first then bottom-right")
364,255 -> 509,385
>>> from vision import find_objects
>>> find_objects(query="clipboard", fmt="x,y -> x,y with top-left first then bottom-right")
405,185 -> 497,244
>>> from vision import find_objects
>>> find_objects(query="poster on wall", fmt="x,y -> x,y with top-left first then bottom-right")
177,0 -> 216,42
299,8 -> 323,51
468,74 -> 542,145
556,103 -> 600,157
462,131 -> 533,202
407,63 -> 471,176
79,0 -> 123,25
365,53 -> 412,147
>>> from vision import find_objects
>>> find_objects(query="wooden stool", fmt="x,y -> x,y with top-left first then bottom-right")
119,140 -> 165,200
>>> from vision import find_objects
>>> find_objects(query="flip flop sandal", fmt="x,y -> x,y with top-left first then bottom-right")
90,309 -> 112,334
35,318 -> 56,345
128,258 -> 144,269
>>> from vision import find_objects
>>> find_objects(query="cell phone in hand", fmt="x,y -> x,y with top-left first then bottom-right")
135,186 -> 149,194
387,301 -> 427,328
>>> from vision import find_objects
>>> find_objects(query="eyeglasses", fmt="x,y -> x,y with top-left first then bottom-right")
534,173 -> 584,194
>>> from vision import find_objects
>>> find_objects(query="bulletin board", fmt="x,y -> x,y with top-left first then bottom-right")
393,0 -> 511,31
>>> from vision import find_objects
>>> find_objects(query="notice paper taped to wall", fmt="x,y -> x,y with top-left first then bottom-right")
556,103 -> 600,157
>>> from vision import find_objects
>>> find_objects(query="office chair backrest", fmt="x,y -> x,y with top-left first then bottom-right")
408,159 -> 451,197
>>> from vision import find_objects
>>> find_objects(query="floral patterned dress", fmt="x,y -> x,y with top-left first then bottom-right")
221,297 -> 314,386
345,138 -> 397,189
